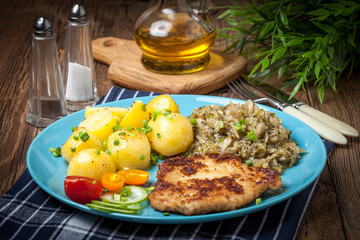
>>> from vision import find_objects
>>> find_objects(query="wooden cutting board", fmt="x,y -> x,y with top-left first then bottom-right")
92,37 -> 247,94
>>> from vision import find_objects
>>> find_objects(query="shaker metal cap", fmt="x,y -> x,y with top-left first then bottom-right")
69,4 -> 88,22
34,17 -> 53,36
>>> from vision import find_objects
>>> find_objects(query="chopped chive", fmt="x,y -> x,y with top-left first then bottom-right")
70,147 -> 76,153
163,109 -> 171,116
102,139 -> 108,149
118,131 -> 126,136
113,139 -> 120,146
240,127 -> 246,133
184,151 -> 189,157
247,130 -> 258,142
240,119 -> 246,125
122,112 -> 126,118
95,149 -> 101,155
51,147 -> 62,157
142,103 -> 146,112
219,139 -> 224,143
140,154 -> 145,161
150,154 -> 158,165
166,115 -> 173,120
129,133 -> 135,137
79,130 -> 90,142
157,133 -> 161,138
158,154 -> 163,160
245,159 -> 253,166
255,198 -> 262,205
190,118 -> 197,125
105,149 -> 111,155
142,127 -> 153,134
142,120 -> 153,133
73,134 -> 79,140
114,193 -> 121,201
136,127 -> 141,132
146,186 -> 155,192
152,109 -> 161,121
126,126 -> 132,132
163,212 -> 170,216
71,126 -> 76,132
209,115 -> 214,119
218,120 -> 225,129
113,124 -> 121,132
121,186 -> 131,197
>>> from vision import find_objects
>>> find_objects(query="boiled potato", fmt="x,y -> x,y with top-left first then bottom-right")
79,108 -> 117,141
85,106 -> 128,122
120,100 -> 149,129
61,127 -> 103,163
107,128 -> 151,170
146,95 -> 180,116
67,148 -> 117,182
147,113 -> 193,156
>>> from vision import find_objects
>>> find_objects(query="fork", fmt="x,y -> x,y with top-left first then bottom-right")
227,78 -> 347,145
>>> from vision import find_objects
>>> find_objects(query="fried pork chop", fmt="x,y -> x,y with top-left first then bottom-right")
148,154 -> 283,215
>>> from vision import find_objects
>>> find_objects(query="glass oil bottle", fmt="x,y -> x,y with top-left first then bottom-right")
134,0 -> 216,74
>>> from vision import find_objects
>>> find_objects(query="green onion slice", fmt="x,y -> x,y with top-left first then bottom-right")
190,118 -> 197,125
245,159 -> 253,166
79,130 -> 90,142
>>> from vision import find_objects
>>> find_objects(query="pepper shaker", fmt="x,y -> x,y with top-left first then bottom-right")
63,4 -> 98,112
26,17 -> 68,127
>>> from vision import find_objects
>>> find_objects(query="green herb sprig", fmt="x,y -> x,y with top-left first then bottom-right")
218,0 -> 360,103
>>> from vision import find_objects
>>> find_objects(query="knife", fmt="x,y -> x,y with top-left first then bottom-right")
250,81 -> 359,138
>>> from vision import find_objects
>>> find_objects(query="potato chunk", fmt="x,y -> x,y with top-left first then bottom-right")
107,128 -> 151,170
119,100 -> 149,129
85,106 -> 128,122
147,113 -> 193,156
79,109 -> 117,141
146,95 -> 180,116
61,127 -> 103,163
67,148 -> 117,182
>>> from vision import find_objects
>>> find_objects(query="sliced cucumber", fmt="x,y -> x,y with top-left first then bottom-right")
91,200 -> 142,211
100,185 -> 149,205
85,203 -> 137,214
89,185 -> 149,214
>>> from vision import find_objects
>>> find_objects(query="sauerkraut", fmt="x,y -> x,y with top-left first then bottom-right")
188,100 -> 302,173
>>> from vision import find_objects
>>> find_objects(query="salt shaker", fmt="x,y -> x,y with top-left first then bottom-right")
26,17 -> 68,127
63,4 -> 98,112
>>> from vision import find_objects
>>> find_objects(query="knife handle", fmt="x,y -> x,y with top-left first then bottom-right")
283,106 -> 347,145
298,104 -> 359,137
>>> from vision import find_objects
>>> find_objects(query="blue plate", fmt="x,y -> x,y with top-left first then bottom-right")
26,95 -> 327,224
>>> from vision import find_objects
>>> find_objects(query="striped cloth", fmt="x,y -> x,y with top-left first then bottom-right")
0,87 -> 335,240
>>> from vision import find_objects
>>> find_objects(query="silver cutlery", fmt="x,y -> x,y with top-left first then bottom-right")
249,81 -> 359,138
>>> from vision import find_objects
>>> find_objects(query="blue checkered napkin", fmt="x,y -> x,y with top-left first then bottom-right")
0,87 -> 335,240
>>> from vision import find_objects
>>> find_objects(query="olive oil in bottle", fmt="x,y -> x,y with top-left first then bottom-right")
134,0 -> 216,74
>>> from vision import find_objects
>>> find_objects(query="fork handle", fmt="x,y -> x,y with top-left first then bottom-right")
298,104 -> 359,137
283,106 -> 347,145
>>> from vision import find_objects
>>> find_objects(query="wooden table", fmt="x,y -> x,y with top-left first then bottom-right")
0,1 -> 359,239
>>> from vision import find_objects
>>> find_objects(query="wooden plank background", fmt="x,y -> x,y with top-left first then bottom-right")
0,1 -> 359,239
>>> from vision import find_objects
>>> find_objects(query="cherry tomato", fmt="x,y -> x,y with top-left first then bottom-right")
64,176 -> 103,204
101,173 -> 125,192
116,169 -> 149,185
